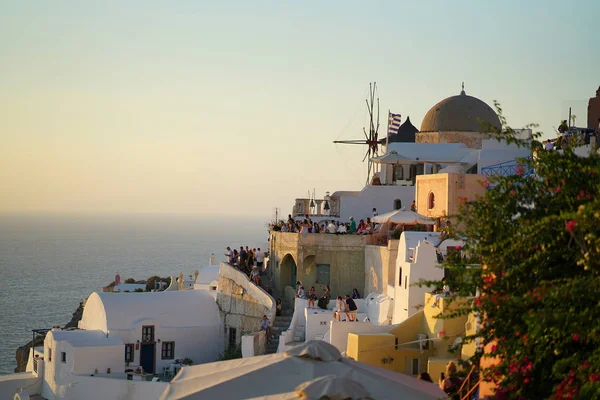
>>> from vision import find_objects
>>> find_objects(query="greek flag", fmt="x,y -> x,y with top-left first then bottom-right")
388,113 -> 402,136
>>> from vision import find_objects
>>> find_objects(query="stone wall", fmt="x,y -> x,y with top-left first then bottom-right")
364,240 -> 399,296
216,263 -> 275,349
270,232 -> 366,300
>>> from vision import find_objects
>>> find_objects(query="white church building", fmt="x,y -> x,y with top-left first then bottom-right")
78,290 -> 222,375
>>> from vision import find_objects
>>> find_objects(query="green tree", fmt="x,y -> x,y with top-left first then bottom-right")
436,105 -> 600,399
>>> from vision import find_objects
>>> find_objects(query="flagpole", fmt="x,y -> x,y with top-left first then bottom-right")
386,110 -> 390,148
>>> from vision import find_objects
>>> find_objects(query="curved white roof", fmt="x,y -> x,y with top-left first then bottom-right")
80,290 -> 220,332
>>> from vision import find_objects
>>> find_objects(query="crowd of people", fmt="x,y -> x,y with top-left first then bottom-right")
294,281 -> 362,322
224,245 -> 266,286
270,212 -> 385,236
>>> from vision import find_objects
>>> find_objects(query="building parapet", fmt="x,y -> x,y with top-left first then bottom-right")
217,263 -> 276,349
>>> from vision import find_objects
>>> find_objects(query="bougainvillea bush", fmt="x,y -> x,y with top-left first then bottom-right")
438,108 -> 600,399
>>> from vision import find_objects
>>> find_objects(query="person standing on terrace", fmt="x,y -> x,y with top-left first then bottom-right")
225,247 -> 233,264
255,248 -> 264,270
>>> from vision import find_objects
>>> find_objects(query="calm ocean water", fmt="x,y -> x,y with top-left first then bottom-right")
0,214 -> 268,374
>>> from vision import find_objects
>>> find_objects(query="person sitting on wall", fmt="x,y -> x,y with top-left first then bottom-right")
251,266 -> 261,286
349,217 -> 357,233
344,295 -> 358,321
297,285 -> 306,299
337,223 -> 347,234
411,200 -> 417,212
352,288 -> 361,299
307,286 -> 318,308
327,220 -> 337,234
261,315 -> 274,343
318,285 -> 331,309
333,296 -> 345,321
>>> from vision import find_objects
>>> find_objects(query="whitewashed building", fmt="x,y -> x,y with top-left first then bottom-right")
79,290 -> 222,375
42,330 -> 125,399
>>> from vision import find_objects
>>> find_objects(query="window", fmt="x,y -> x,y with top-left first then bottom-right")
161,341 -> 175,360
316,264 -> 330,285
142,326 -> 154,343
125,344 -> 134,363
407,358 -> 420,375
48,347 -> 52,362
394,199 -> 402,210
228,328 -> 237,348
428,192 -> 435,209
398,268 -> 402,286
404,276 -> 407,289
61,352 -> 67,363
393,165 -> 404,181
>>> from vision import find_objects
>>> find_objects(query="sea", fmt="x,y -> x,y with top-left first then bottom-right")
0,213 -> 269,374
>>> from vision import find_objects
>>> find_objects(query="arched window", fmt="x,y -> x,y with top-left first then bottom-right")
428,192 -> 435,209
394,199 -> 402,210
398,268 -> 402,286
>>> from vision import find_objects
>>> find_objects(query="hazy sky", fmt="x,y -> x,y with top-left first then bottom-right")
1,1 -> 598,218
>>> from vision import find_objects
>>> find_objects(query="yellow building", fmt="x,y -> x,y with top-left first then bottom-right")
416,173 -> 486,224
346,293 -> 476,379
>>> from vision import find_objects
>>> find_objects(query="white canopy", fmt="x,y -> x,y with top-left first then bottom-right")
159,341 -> 444,400
372,209 -> 435,225
370,150 -> 414,164
295,375 -> 371,400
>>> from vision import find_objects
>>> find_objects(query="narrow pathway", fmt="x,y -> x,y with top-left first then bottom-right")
260,271 -> 294,354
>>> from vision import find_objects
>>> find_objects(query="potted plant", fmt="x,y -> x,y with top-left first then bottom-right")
181,357 -> 193,366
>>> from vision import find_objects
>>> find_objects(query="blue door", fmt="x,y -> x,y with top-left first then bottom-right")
140,344 -> 155,374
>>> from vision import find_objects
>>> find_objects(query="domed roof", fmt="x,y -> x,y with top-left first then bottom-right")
420,86 -> 501,133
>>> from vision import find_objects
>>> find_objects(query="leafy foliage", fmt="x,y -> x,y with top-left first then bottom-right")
434,106 -> 600,399
218,345 -> 242,361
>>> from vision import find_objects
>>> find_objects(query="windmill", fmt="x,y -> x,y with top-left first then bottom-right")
333,82 -> 381,185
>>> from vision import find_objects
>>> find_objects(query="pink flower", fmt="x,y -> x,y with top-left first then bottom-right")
438,330 -> 446,337
573,333 -> 580,342
516,166 -> 523,175
565,220 -> 577,234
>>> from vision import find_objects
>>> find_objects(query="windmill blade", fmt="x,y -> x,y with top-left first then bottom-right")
363,126 -> 369,141
333,139 -> 368,144
375,96 -> 380,141
362,148 -> 371,162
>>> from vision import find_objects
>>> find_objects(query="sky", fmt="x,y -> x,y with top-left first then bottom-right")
1,0 -> 598,218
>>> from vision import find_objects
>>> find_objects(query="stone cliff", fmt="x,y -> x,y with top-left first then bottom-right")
14,299 -> 85,372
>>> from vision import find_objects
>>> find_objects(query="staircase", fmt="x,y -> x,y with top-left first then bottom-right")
266,315 -> 292,354
260,271 -> 295,354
